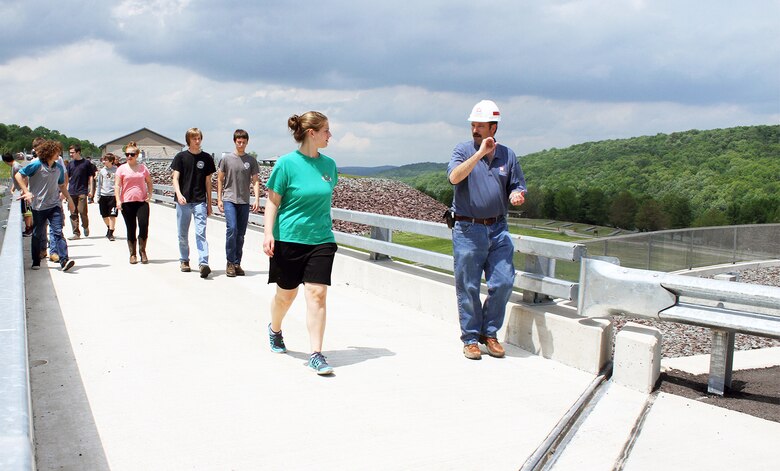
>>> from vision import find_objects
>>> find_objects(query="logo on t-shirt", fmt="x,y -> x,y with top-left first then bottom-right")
196,161 -> 205,169
322,174 -> 332,183
243,162 -> 251,170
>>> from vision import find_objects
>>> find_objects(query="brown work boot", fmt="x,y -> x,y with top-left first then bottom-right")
180,261 -> 191,272
226,262 -> 236,277
49,252 -> 60,263
233,264 -> 245,276
463,343 -> 482,360
138,238 -> 148,264
127,240 -> 137,264
480,336 -> 506,358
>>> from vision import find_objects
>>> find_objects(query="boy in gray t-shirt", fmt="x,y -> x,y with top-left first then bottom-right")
216,129 -> 260,277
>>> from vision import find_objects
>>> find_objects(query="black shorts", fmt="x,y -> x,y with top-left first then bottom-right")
98,196 -> 118,218
268,241 -> 338,289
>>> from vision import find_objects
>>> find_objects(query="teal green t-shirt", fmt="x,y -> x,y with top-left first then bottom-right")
266,150 -> 338,245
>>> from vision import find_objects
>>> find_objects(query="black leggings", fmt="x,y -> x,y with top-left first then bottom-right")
121,201 -> 149,242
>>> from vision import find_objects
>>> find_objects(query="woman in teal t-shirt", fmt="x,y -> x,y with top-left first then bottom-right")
263,111 -> 339,375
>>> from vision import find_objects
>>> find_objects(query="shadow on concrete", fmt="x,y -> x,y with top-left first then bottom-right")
285,346 -> 396,368
24,244 -> 110,471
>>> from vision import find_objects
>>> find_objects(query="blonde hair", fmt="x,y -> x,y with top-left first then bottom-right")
185,128 -> 203,146
287,112 -> 328,144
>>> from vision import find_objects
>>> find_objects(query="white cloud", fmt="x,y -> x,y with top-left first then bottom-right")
0,1 -> 777,168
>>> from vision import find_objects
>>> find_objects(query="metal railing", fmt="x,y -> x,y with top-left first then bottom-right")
151,184 -> 586,302
584,224 -> 780,272
579,257 -> 780,394
0,190 -> 35,470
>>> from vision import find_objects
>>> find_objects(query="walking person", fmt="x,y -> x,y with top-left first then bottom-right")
66,144 -> 97,239
171,128 -> 216,278
115,142 -> 153,264
97,153 -> 119,241
3,152 -> 33,235
447,100 -> 526,360
217,129 -> 260,277
15,140 -> 76,271
263,111 -> 338,375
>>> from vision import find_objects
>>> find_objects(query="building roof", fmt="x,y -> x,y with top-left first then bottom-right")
99,127 -> 184,148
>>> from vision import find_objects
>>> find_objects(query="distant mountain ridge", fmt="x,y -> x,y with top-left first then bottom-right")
338,165 -> 397,176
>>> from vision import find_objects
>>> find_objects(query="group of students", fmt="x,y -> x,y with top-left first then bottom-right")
9,112 -> 340,375
8,100 -> 525,375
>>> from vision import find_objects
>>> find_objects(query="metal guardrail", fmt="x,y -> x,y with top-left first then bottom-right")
579,257 -> 780,394
151,184 -> 586,302
0,190 -> 35,470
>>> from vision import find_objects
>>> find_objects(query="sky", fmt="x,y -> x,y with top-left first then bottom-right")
1,0 -> 778,167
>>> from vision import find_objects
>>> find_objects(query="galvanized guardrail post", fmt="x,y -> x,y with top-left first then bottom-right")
708,273 -> 739,395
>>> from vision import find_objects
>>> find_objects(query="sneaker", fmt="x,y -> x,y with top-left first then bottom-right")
83,227 -> 89,237
308,352 -> 334,375
199,264 -> 211,279
23,230 -> 32,238
234,264 -> 245,276
68,234 -> 80,240
268,324 -> 287,353
108,230 -> 115,241
31,263 -> 40,270
180,261 -> 191,272
49,253 -> 60,263
226,262 -> 236,278
60,259 -> 75,272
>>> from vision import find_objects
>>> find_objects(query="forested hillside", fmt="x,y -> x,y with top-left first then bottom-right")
392,125 -> 780,230
0,123 -> 100,156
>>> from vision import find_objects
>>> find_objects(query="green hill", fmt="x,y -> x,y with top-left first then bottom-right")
0,123 -> 100,157
521,125 -> 779,214
382,125 -> 780,229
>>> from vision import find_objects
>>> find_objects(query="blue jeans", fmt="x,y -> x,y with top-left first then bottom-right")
223,201 -> 249,264
452,219 -> 516,345
176,202 -> 209,265
32,206 -> 68,264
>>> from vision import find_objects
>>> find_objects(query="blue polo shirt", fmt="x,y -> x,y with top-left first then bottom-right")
447,140 -> 526,219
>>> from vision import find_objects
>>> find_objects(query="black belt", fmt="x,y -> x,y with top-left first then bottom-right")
455,215 -> 502,225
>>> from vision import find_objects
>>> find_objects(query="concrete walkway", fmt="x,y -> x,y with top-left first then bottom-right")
23,202 -> 780,470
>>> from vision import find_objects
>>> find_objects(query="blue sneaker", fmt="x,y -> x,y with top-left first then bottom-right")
268,323 -> 286,353
308,352 -> 333,375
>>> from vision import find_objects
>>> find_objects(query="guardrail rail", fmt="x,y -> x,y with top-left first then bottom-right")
579,257 -> 780,395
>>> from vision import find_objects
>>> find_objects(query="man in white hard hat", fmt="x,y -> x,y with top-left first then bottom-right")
447,99 -> 526,360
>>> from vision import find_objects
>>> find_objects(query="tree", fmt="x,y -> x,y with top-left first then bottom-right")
692,208 -> 729,227
542,189 -> 557,219
609,191 -> 638,229
554,186 -> 579,221
661,194 -> 693,228
581,188 -> 609,225
520,184 -> 544,218
635,198 -> 667,231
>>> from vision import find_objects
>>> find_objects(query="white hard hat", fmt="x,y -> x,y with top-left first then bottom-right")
468,100 -> 501,122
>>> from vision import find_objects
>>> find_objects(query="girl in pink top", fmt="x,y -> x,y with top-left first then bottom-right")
115,142 -> 154,264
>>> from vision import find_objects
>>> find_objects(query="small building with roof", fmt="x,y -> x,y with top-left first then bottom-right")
99,128 -> 184,161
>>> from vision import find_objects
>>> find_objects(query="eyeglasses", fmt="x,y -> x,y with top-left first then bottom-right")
125,152 -> 137,157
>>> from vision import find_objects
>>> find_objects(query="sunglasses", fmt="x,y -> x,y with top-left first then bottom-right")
125,152 -> 137,157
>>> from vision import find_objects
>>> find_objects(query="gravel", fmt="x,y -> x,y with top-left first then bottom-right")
611,266 -> 780,358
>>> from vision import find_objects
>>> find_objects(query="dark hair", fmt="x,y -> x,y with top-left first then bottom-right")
2,152 -> 13,163
233,129 -> 249,141
103,153 -> 117,164
69,143 -> 81,153
288,111 -> 328,144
